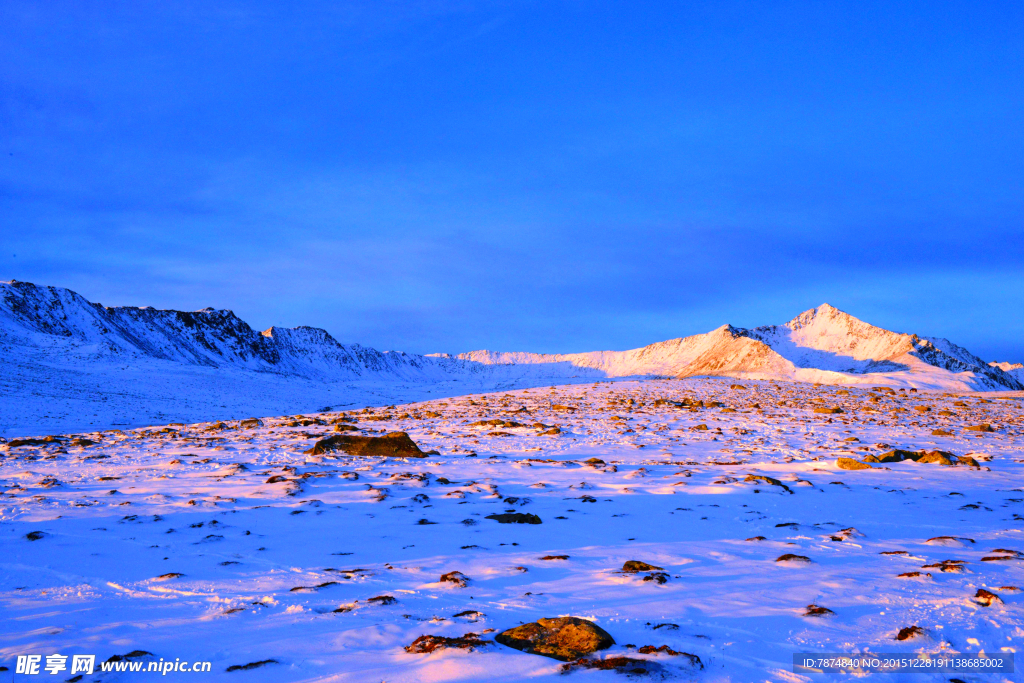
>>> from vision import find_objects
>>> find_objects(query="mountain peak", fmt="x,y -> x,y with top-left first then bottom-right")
785,302 -> 861,331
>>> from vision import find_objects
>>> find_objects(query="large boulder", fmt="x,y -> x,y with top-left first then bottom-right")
305,432 -> 425,458
836,457 -> 873,470
496,617 -> 614,661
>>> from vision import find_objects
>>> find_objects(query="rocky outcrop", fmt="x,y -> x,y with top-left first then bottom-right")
495,617 -> 614,661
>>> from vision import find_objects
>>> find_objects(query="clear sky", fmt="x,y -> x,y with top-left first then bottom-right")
2,1 -> 1023,360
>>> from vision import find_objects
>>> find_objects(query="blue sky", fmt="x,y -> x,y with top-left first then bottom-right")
2,1 -> 1023,359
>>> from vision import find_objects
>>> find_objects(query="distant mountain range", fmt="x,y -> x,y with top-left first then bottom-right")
2,280 -> 1020,394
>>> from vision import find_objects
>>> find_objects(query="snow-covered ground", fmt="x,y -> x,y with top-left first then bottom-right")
2,378 -> 1022,681
0,348 -> 603,439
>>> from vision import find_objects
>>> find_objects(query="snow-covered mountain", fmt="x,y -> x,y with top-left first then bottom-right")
990,361 -> 1024,382
0,280 -> 1020,435
457,303 -> 1022,391
0,279 -> 473,380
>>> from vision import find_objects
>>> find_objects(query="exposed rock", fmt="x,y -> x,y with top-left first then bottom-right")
775,554 -> 811,563
440,571 -> 469,588
495,617 -> 614,661
8,437 -> 60,448
404,633 -> 490,653
836,457 -> 873,470
917,450 -> 956,466
453,610 -> 485,620
637,645 -> 703,667
921,559 -> 967,572
895,625 -> 924,641
226,659 -> 277,672
622,560 -> 663,573
925,536 -> 974,546
642,572 -> 669,584
965,424 -> 995,432
540,555 -> 570,561
485,512 -> 542,524
744,474 -> 792,493
974,588 -> 1002,606
804,604 -> 834,616
333,424 -> 359,432
870,449 -> 921,463
560,657 -> 657,674
650,623 -> 678,630
813,407 -> 843,414
305,432 -> 425,458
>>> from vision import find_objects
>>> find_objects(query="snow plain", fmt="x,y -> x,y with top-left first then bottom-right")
2,378 -> 1022,681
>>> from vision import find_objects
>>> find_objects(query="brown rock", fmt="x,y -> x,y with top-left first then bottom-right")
405,633 -> 490,653
495,617 -> 614,661
837,457 -> 873,470
333,424 -> 359,432
918,450 -> 955,466
744,474 -> 792,493
305,432 -> 425,457
622,560 -> 663,573
875,449 -> 921,463
804,604 -> 834,616
775,554 -> 811,563
635,645 -> 702,668
560,657 -> 656,674
440,571 -> 469,588
921,559 -> 966,572
974,588 -> 1002,606
925,535 -> 975,546
895,625 -> 924,641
